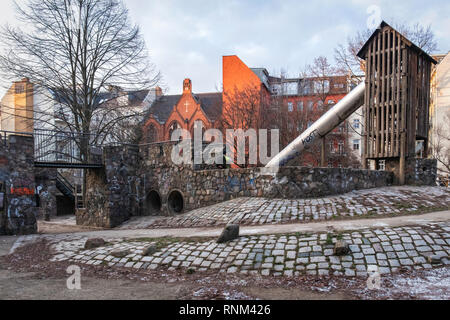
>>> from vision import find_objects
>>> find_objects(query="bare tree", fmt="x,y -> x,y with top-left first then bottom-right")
302,57 -> 359,168
334,22 -> 438,83
430,111 -> 450,177
0,0 -> 160,162
218,85 -> 267,167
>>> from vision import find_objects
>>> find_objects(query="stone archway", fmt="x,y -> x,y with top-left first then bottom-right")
167,190 -> 184,215
146,190 -> 162,215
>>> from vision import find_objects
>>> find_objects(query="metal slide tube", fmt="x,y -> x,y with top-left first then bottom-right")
266,82 -> 365,168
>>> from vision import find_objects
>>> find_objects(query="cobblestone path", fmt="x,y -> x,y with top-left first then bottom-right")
46,222 -> 450,278
122,186 -> 450,229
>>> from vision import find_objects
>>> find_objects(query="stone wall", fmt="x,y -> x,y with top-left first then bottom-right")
35,168 -> 57,220
138,142 -> 394,217
0,135 -> 37,235
385,157 -> 437,186
79,142 -> 441,227
405,158 -> 438,186
77,145 -> 140,228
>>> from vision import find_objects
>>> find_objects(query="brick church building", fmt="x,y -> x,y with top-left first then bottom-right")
142,55 -> 357,167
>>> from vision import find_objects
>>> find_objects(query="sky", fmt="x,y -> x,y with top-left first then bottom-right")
1,0 -> 450,95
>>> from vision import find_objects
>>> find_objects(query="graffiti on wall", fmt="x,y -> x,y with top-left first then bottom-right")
10,187 -> 35,195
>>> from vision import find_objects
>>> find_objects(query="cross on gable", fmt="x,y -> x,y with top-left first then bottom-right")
184,100 -> 189,113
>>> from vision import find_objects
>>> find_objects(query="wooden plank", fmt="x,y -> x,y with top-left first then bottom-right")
391,30 -> 397,157
381,30 -> 386,157
386,30 -> 392,157
424,61 -> 431,154
395,32 -> 401,157
399,46 -> 408,185
407,52 -> 416,158
364,38 -> 372,161
375,33 -> 381,157
369,38 -> 376,158
417,55 -> 422,138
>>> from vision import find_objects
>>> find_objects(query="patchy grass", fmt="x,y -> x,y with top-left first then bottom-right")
292,232 -> 312,238
394,203 -> 414,210
326,234 -> 334,245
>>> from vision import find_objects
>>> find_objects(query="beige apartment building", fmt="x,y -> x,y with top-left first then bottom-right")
430,52 -> 450,180
0,78 -> 34,133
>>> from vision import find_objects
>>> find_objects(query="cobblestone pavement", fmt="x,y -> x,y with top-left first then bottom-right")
42,222 -> 450,278
120,186 -> 450,229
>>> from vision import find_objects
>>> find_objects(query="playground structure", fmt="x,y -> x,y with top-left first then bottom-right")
268,22 -> 437,185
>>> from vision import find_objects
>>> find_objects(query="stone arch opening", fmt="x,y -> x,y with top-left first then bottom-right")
146,190 -> 162,215
168,190 -> 184,215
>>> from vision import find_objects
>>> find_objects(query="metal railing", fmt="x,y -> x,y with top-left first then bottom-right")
33,129 -> 104,168
0,129 -> 106,168
0,130 -> 33,146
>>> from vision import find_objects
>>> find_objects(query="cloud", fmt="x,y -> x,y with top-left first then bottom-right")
0,0 -> 449,97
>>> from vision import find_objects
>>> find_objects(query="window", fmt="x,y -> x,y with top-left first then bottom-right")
15,84 -> 25,94
297,101 -> 304,112
353,139 -> 360,151
271,84 -> 282,96
353,119 -> 360,129
328,99 -> 335,105
288,121 -> 294,130
313,80 -> 330,94
317,100 -> 324,108
297,122 -> 303,132
284,82 -> 298,96
328,142 -> 334,153
168,122 -> 182,141
307,121 -> 313,128
379,160 -> 386,171
288,102 -> 294,112
300,80 -> 311,95
147,125 -> 158,143
338,142 -> 345,155
307,101 -> 313,111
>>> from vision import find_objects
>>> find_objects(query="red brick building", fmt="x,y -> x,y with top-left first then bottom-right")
142,55 -> 356,167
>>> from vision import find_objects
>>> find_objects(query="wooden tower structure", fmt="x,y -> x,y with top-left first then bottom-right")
357,21 -> 437,184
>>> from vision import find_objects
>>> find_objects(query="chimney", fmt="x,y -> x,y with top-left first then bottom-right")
155,86 -> 163,97
183,79 -> 192,94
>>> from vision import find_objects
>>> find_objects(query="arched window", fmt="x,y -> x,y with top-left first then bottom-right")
190,120 -> 206,142
168,121 -> 182,141
146,125 -> 158,143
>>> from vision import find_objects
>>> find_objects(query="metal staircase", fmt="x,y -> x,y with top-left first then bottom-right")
56,173 -> 84,209
56,173 -> 75,201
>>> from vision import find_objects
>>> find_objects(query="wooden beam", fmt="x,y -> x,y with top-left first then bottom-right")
375,33 -> 381,157
381,30 -> 386,157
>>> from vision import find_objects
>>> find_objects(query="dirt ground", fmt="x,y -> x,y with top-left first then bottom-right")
0,267 -> 353,300
1,231 -> 448,301
0,268 -> 193,300
0,236 -> 352,300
